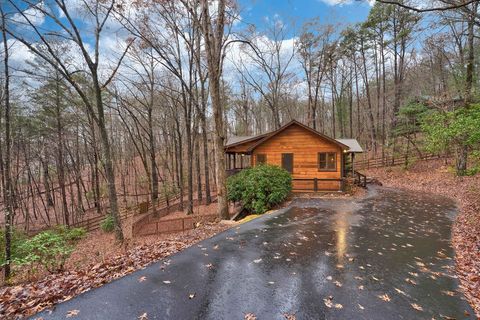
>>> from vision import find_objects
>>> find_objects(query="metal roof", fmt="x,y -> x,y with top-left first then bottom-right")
226,136 -> 255,146
335,139 -> 364,153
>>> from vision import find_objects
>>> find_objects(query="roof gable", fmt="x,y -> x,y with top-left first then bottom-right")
246,120 -> 349,152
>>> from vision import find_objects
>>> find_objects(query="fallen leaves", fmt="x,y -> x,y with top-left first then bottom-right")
283,313 -> 296,320
323,296 -> 343,309
66,309 -> 80,317
410,303 -> 423,311
0,223 -> 230,319
378,294 -> 391,302
441,290 -> 455,297
367,160 -> 480,316
394,288 -> 407,296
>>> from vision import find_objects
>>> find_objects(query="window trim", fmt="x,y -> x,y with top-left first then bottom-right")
318,152 -> 337,172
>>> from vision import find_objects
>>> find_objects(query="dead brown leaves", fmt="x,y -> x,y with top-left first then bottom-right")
0,222 -> 230,319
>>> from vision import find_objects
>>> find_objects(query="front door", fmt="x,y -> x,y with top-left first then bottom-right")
281,153 -> 294,174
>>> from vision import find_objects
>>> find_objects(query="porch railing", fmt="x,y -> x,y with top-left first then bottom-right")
292,178 -> 345,192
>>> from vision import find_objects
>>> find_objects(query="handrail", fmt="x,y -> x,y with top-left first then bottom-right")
353,170 -> 367,188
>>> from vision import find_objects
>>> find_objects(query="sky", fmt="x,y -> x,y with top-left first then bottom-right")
5,0 -> 375,65
237,0 -> 373,35
4,0 -> 376,97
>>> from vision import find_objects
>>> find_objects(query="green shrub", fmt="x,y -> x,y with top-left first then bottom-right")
100,214 -> 115,232
466,167 -> 480,176
0,228 -> 27,267
227,164 -> 292,214
13,227 -> 86,273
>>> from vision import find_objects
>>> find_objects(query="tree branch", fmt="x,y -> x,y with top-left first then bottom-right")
371,0 -> 479,12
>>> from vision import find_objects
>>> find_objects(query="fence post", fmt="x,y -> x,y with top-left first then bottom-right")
313,178 -> 318,192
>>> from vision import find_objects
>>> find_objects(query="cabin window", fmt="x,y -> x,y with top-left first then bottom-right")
256,154 -> 267,165
282,153 -> 294,173
318,152 -> 337,171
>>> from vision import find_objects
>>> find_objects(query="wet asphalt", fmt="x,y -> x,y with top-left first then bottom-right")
33,187 -> 474,320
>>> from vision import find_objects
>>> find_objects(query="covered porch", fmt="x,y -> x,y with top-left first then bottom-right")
224,134 -> 267,176
225,152 -> 252,177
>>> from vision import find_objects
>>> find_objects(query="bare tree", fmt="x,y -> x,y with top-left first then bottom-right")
296,20 -> 335,130
5,0 -> 134,241
1,5 -> 13,279
235,19 -> 296,130
200,0 -> 230,219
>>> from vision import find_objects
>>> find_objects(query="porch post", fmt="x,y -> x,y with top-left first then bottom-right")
352,153 -> 355,175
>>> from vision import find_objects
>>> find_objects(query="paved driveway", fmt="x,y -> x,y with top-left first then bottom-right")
34,187 -> 474,319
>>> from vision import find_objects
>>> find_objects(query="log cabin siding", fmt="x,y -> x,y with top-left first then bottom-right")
251,124 -> 343,190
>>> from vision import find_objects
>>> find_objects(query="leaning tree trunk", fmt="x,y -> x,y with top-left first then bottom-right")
94,79 -> 123,241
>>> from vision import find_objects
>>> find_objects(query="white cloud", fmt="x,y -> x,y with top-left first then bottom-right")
7,40 -> 35,64
12,1 -> 46,27
319,0 -> 375,6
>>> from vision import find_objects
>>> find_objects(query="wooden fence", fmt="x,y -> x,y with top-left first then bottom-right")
69,193 -> 181,233
353,154 -> 441,170
134,213 -> 218,236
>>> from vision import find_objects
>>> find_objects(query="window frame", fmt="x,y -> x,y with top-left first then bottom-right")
256,153 -> 267,165
281,153 -> 294,174
318,152 -> 337,172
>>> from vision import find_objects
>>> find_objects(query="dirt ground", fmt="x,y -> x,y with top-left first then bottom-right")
366,159 -> 480,316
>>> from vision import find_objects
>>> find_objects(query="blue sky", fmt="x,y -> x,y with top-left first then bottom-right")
238,0 -> 373,35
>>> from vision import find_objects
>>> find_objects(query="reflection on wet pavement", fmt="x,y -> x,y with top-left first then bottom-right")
37,187 -> 475,320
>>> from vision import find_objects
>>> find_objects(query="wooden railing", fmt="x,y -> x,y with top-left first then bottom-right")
353,171 -> 367,188
292,178 -> 345,192
354,154 -> 441,170
226,168 -> 245,177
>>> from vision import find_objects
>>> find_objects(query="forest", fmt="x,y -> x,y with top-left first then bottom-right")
0,0 -> 479,286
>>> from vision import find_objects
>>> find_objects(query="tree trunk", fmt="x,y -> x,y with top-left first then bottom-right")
195,135 -> 203,203
201,0 -> 229,220
94,76 -> 123,241
148,107 -> 159,208
55,72 -> 69,226
2,9 -> 13,279
456,145 -> 468,176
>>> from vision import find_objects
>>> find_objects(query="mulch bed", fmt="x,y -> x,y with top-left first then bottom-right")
0,222 -> 231,319
366,159 -> 480,316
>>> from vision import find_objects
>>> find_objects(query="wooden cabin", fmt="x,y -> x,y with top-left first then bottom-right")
225,120 -> 364,191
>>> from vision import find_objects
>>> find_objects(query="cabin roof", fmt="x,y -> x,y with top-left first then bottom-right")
335,139 -> 364,153
226,135 -> 263,146
225,120 -> 363,153
225,133 -> 269,149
